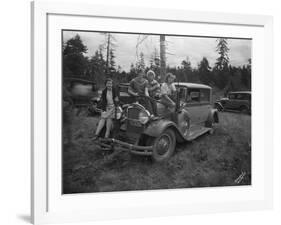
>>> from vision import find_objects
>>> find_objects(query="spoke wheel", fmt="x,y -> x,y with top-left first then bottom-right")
152,129 -> 176,162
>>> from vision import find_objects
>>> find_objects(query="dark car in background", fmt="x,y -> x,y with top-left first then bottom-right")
215,91 -> 251,114
63,77 -> 98,107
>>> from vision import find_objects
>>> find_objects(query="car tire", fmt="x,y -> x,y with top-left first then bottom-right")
205,116 -> 214,128
205,116 -> 215,134
152,128 -> 176,162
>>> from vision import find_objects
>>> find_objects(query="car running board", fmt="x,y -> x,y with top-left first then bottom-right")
186,127 -> 213,141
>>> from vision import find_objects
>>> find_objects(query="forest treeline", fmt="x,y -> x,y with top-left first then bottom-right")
63,34 -> 251,93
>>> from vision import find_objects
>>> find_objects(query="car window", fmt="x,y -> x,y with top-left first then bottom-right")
236,94 -> 245,100
236,93 -> 250,100
187,89 -> 200,103
228,94 -> 236,99
178,87 -> 187,102
200,89 -> 210,103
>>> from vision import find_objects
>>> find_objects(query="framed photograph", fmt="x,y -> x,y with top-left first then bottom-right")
31,1 -> 273,224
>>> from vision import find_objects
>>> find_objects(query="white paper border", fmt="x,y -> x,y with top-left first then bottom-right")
31,1 -> 273,224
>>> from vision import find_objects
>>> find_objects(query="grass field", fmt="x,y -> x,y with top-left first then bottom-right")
63,111 -> 251,194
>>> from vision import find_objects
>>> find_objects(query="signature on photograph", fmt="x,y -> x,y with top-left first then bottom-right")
234,171 -> 246,184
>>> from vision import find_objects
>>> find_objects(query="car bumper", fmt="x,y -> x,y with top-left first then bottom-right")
93,137 -> 153,156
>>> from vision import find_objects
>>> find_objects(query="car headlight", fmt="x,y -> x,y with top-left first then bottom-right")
116,106 -> 123,120
138,110 -> 150,124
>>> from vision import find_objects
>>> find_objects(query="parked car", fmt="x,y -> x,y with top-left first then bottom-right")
214,91 -> 251,114
63,77 -> 98,107
93,82 -> 219,162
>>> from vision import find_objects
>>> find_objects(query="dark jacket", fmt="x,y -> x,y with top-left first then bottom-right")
98,86 -> 119,111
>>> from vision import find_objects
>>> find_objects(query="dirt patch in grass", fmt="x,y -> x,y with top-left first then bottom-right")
63,112 -> 251,194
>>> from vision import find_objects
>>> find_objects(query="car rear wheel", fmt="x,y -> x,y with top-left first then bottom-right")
152,129 -> 176,162
205,116 -> 215,134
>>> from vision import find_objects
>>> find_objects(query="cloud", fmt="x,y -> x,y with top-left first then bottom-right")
228,39 -> 252,66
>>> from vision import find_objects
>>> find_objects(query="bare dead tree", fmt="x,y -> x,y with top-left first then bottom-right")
160,35 -> 166,82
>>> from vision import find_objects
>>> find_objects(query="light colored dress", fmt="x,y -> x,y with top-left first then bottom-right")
160,83 -> 176,96
101,90 -> 115,119
160,83 -> 176,110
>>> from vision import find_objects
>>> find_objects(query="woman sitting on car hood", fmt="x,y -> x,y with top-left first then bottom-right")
93,78 -> 119,139
160,73 -> 177,111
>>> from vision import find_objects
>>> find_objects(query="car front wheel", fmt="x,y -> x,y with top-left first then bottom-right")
152,128 -> 176,162
205,116 -> 215,134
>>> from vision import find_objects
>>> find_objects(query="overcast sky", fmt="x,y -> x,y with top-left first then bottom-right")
63,31 -> 251,72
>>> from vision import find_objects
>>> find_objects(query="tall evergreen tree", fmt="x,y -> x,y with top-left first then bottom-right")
215,38 -> 229,71
241,58 -> 251,89
63,34 -> 88,77
179,57 -> 195,82
108,49 -> 116,75
88,50 -> 106,85
136,52 -> 146,72
198,57 -> 212,84
102,33 -> 117,76
213,38 -> 230,89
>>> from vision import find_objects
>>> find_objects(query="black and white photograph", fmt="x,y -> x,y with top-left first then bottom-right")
62,30 -> 252,194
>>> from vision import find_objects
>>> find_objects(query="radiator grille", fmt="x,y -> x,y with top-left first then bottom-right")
126,107 -> 144,134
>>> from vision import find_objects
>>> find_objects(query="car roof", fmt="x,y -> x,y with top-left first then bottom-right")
119,82 -> 212,89
229,91 -> 251,94
174,82 -> 212,89
64,77 -> 96,85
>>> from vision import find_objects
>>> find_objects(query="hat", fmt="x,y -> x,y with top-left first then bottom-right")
146,70 -> 156,78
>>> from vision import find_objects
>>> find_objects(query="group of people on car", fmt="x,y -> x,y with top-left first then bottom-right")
93,70 -> 177,139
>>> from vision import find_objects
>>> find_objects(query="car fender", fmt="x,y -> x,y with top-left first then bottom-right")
208,108 -> 219,123
143,119 -> 186,143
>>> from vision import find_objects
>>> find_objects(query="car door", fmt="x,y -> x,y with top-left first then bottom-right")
177,86 -> 190,136
224,93 -> 236,109
199,88 -> 211,122
184,88 -> 202,127
235,93 -> 249,110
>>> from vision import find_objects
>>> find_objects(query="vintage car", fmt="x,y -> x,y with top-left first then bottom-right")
214,91 -> 251,114
63,77 -> 98,107
93,82 -> 219,162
